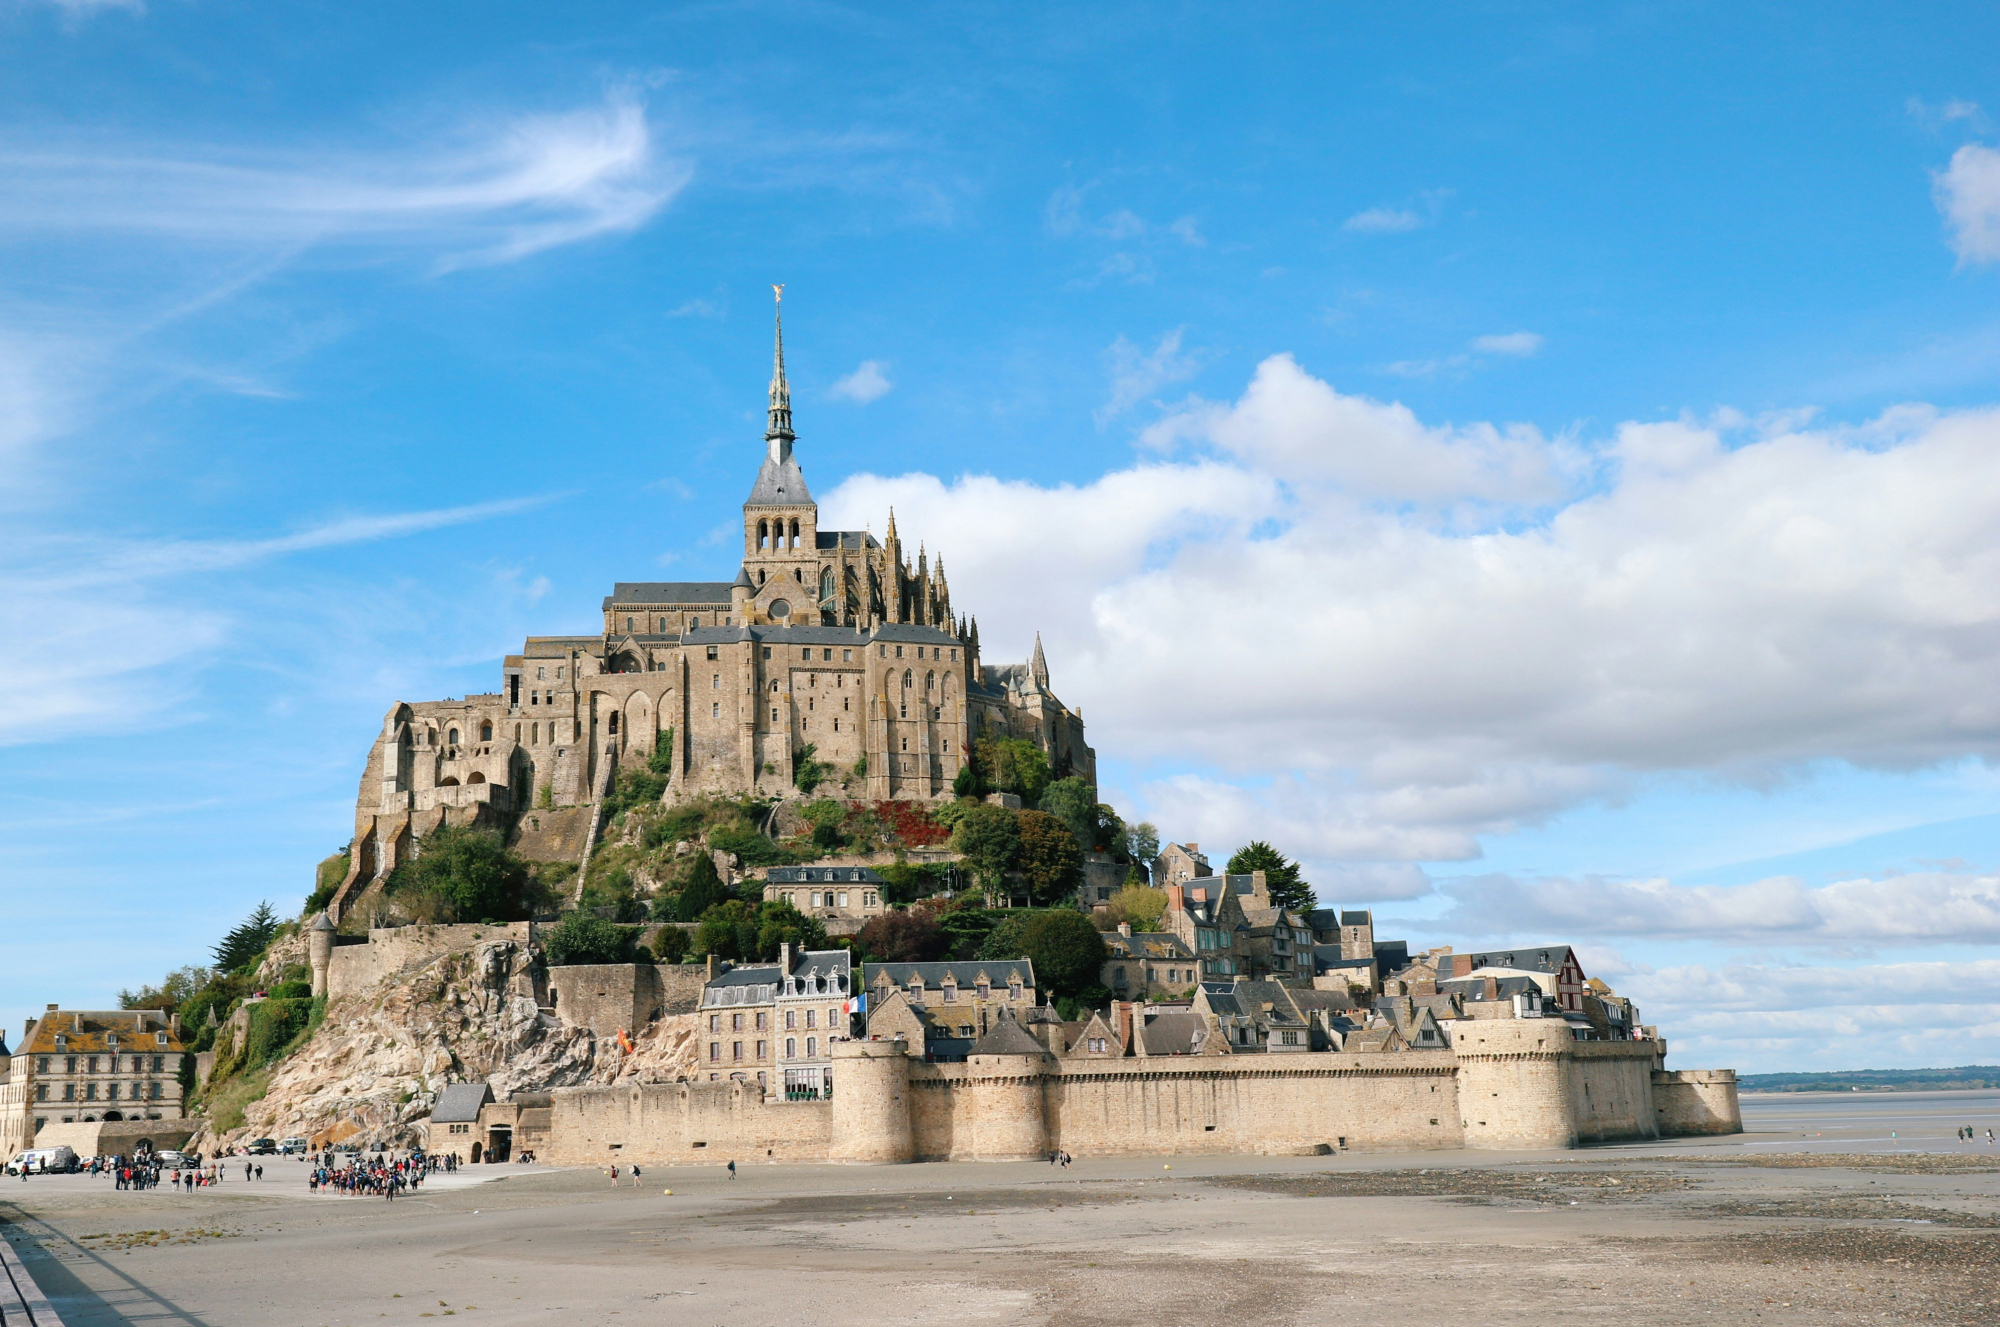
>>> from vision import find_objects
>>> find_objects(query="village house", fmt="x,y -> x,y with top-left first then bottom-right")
0,1006 -> 189,1158
863,960 -> 1037,1060
1098,924 -> 1200,1000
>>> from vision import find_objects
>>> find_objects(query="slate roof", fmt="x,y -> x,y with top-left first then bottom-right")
1466,946 -> 1576,975
814,530 -> 880,551
1139,1009 -> 1208,1056
783,949 -> 852,988
746,453 -> 813,506
969,1019 -> 1049,1057
704,963 -> 782,1005
1101,931 -> 1194,960
432,1082 -> 494,1124
768,865 -> 885,884
682,623 -> 960,648
864,960 -> 1035,989
1339,910 -> 1372,927
602,582 -> 736,607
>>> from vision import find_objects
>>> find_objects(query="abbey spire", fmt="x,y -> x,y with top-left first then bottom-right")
765,284 -> 795,460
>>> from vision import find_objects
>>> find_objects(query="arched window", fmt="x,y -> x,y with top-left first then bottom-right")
758,568 -> 767,585
608,712 -> 619,735
786,1037 -> 796,1058
447,727 -> 459,745
758,519 -> 769,549
480,721 -> 493,741
789,518 -> 800,548
902,670 -> 912,687
925,671 -> 935,692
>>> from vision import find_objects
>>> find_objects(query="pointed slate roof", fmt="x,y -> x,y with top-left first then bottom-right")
969,1018 -> 1050,1057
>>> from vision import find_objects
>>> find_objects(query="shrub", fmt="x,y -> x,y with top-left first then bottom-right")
1098,883 -> 1167,934
603,766 -> 668,820
1014,809 -> 1084,906
243,996 -> 320,1068
306,851 -> 349,914
856,909 -> 946,963
650,926 -> 691,964
873,799 -> 950,848
793,743 -> 833,792
384,825 -> 542,923
647,727 -> 676,776
935,902 -> 1002,960
543,914 -> 637,966
708,824 -> 793,867
691,899 -> 827,962
973,735 -> 1050,806
643,803 -> 708,850
877,860 -> 952,905
267,980 -> 312,1001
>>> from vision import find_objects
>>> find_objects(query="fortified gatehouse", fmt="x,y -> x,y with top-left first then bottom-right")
330,291 -> 1093,922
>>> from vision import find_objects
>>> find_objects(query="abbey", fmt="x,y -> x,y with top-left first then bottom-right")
331,294 -> 1091,919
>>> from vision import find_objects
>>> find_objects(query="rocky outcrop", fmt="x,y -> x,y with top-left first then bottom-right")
199,935 -> 701,1153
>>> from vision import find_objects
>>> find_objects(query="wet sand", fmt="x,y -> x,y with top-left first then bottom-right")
3,1091 -> 1996,1327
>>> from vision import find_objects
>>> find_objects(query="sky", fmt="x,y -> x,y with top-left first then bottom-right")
1,1 -> 1996,1074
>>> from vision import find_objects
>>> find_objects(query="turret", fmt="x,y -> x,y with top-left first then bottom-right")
829,1037 -> 914,1162
1453,1016 -> 1577,1149
307,911 -> 337,998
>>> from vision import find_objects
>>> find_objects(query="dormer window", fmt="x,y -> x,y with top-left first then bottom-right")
156,1032 -> 169,1047
53,1035 -> 65,1051
975,982 -> 990,1000
942,981 -> 957,1003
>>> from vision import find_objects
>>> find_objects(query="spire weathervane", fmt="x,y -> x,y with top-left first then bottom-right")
766,283 -> 795,455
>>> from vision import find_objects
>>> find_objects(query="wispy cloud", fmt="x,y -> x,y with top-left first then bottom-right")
830,360 -> 893,404
1096,327 -> 1204,426
1472,330 -> 1543,357
1907,96 -> 1989,134
0,91 -> 688,270
1343,206 -> 1424,234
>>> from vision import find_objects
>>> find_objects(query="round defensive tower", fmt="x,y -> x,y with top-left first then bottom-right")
1452,1016 -> 1576,1149
830,1036 -> 914,1163
306,911 -> 338,999
964,1021 -> 1055,1162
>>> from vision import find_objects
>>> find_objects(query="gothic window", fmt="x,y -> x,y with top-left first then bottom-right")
626,616 -> 634,631
448,728 -> 459,745
480,721 -> 493,741
903,670 -> 912,686
771,680 -> 780,692
770,598 -> 791,617
531,723 -> 539,744
758,569 -> 766,585
926,671 -> 935,691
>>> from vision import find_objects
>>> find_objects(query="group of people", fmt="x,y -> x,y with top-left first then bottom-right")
307,1150 -> 437,1199
1957,1126 -> 1994,1142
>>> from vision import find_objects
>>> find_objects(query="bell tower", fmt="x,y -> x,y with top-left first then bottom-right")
742,285 -> 819,621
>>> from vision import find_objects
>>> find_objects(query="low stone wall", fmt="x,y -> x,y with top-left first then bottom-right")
31,1119 -> 199,1158
543,1080 -> 833,1165
1653,1069 -> 1742,1136
326,924 -> 534,1000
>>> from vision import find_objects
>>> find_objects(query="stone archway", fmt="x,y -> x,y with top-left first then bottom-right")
470,1140 -> 482,1163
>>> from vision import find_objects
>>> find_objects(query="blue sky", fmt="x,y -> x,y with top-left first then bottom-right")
2,1 -> 1996,1072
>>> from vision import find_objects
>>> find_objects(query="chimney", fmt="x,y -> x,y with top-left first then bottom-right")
1165,885 -> 1184,916
706,954 -> 722,981
780,941 -> 793,975
1117,922 -> 1132,937
1186,843 -> 1198,853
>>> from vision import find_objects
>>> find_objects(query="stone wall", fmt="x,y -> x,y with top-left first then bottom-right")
1568,1042 -> 1663,1144
326,924 -> 536,1001
543,1078 -> 833,1165
544,963 -> 708,1037
1652,1069 -> 1742,1136
30,1119 -> 199,1158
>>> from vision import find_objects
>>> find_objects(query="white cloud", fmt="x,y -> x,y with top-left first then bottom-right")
1434,868 -> 2000,947
1343,206 -> 1424,234
1934,143 -> 2000,264
1095,328 -> 1203,426
667,298 -> 718,318
0,91 -> 686,269
830,360 -> 893,405
829,355 -> 2000,894
1472,331 -> 1543,357
1168,215 -> 1206,247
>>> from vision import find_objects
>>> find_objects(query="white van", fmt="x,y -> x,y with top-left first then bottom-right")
8,1146 -> 76,1174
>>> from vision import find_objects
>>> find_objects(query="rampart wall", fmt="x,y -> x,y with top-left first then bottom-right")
544,963 -> 708,1037
326,924 -> 534,1000
1652,1069 -> 1741,1135
543,1079 -> 832,1165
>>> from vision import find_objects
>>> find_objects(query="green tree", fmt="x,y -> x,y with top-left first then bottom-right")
949,803 -> 1020,889
306,850 -> 349,913
650,925 -> 691,964
952,763 -> 979,798
800,796 -> 847,851
1099,883 -> 1168,934
385,825 -> 540,923
674,852 -> 733,922
1038,777 -> 1098,849
119,966 -> 211,1013
543,913 -> 636,966
1225,840 -> 1315,913
991,738 -> 1051,805
1017,909 -> 1108,1000
692,898 -> 826,961
212,902 -> 280,972
1014,809 -> 1084,906
1123,821 -> 1161,872
934,901 -> 1002,960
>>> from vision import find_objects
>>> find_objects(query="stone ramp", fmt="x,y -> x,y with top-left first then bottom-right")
0,1229 -> 66,1326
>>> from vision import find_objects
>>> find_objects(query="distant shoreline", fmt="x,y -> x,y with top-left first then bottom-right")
1737,1066 -> 2000,1094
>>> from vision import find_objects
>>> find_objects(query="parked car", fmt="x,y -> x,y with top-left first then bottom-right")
278,1137 -> 308,1156
7,1146 -> 78,1174
153,1150 -> 188,1168
247,1138 -> 278,1155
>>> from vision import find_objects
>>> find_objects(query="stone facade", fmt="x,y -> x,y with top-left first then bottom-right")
331,296 -> 1092,922
1,1007 -> 190,1157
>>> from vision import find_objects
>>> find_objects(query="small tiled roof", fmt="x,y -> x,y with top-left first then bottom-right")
1139,1009 -> 1208,1056
432,1082 -> 493,1123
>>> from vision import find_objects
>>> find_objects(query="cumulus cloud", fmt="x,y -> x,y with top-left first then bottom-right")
0,90 -> 686,269
1433,869 -> 2000,947
830,360 -> 893,404
1343,206 -> 1424,234
829,354 -> 2000,891
1934,143 -> 2000,264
